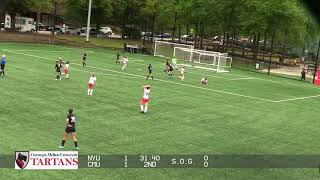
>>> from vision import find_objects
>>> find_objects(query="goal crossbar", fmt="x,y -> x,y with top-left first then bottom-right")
154,41 -> 194,58
173,46 -> 232,72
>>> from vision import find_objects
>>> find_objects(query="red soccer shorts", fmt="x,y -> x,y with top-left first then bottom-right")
88,83 -> 95,89
64,68 -> 69,74
140,98 -> 149,105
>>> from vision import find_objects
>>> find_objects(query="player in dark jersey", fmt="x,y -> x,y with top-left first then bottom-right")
301,68 -> 306,81
168,64 -> 174,77
82,52 -> 87,67
55,58 -> 63,80
164,60 -> 170,74
116,52 -> 121,64
146,64 -> 154,80
59,108 -> 79,150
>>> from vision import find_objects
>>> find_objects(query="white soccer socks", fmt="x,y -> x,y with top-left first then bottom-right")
144,105 -> 148,113
140,105 -> 148,113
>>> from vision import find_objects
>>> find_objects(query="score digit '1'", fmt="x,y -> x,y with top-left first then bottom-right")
124,155 -> 128,168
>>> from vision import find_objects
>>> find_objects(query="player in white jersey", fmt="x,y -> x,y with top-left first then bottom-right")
122,56 -> 128,71
140,85 -> 151,113
178,66 -> 185,81
64,61 -> 70,79
88,74 -> 96,96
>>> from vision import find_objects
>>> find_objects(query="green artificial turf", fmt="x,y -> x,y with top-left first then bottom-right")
0,43 -> 320,180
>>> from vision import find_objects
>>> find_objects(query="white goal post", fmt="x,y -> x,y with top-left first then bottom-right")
154,41 -> 194,59
173,47 -> 232,72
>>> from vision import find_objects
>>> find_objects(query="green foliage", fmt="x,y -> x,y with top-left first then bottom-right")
25,0 -> 54,31
25,0 -> 53,12
4,0 -> 28,15
111,0 -> 146,37
3,0 -> 319,50
63,0 -> 87,26
4,0 -> 29,30
91,0 -> 112,28
63,0 -> 112,28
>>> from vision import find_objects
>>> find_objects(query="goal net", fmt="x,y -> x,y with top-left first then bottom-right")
154,41 -> 194,59
173,47 -> 232,72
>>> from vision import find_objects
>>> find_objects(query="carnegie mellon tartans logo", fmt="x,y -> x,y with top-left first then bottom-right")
15,151 -> 29,169
15,151 -> 78,170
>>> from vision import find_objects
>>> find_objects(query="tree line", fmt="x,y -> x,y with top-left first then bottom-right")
3,0 -> 320,58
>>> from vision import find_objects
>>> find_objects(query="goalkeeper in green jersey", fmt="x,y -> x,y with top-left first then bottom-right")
171,56 -> 177,70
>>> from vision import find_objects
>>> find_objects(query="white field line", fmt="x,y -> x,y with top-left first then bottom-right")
3,49 -> 79,53
3,49 -> 144,61
6,50 -> 277,103
0,46 -> 317,88
86,51 -> 145,62
155,79 -> 277,103
191,65 -> 319,89
122,60 -> 275,84
2,49 -> 94,53
129,60 -> 145,62
20,46 -> 319,89
126,57 -> 320,90
77,66 -> 320,103
70,54 -> 307,87
5,49 -> 144,78
0,51 -> 284,84
274,94 -> 320,102
228,77 -> 258,81
63,65 -> 320,103
83,65 -> 277,103
8,50 -> 320,103
1,43 -> 88,51
253,78 -> 319,89
124,59 -> 238,81
72,68 -> 143,80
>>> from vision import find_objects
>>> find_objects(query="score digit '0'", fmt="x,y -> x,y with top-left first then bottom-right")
203,155 -> 209,168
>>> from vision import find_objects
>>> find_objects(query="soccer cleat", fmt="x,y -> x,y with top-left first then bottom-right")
75,147 -> 79,150
59,145 -> 64,149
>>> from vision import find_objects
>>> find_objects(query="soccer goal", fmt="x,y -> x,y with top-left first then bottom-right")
173,47 -> 232,72
154,41 -> 194,59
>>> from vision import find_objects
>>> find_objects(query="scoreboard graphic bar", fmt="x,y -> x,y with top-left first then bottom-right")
81,155 -> 320,168
2,155 -> 320,169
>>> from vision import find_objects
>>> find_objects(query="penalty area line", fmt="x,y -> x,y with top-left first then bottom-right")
6,50 -> 278,103
228,77 -> 258,81
72,68 -> 143,80
83,64 -> 277,103
2,49 -> 94,53
274,94 -> 320,102
88,49 -> 320,90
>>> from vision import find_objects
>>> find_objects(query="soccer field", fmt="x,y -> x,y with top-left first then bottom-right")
1,42 -> 320,179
